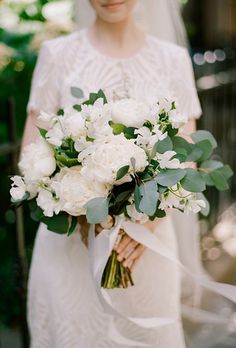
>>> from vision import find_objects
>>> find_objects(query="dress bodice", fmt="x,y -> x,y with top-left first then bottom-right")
27,28 -> 202,120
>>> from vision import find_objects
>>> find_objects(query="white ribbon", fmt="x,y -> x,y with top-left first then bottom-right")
88,216 -> 236,346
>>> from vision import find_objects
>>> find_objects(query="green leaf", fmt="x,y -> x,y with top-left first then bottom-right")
172,136 -> 192,154
139,180 -> 159,216
73,104 -> 82,112
39,128 -> 47,138
110,122 -> 126,135
55,153 -> 78,167
124,127 -> 137,139
200,160 -> 223,171
155,169 -> 186,187
202,173 -> 215,186
97,89 -> 108,103
217,165 -> 233,180
180,168 -> 206,192
43,214 -> 69,234
173,148 -> 188,162
186,145 -> 203,162
71,86 -> 84,99
154,136 -> 173,154
209,170 -> 230,191
114,190 -> 133,204
67,216 -> 78,236
196,193 -> 210,217
85,197 -> 109,224
196,140 -> 213,161
57,108 -> 64,116
116,165 -> 130,180
134,184 -> 142,212
29,201 -> 44,222
191,130 -> 217,149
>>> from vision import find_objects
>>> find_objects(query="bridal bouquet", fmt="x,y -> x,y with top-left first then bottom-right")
10,89 -> 233,288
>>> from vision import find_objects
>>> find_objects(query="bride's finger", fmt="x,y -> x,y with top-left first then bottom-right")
123,245 -> 145,267
117,240 -> 139,261
116,235 -> 132,253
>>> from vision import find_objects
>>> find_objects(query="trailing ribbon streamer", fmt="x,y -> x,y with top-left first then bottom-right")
88,216 -> 236,347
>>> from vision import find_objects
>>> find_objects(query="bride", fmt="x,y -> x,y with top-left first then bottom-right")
22,1 -> 206,347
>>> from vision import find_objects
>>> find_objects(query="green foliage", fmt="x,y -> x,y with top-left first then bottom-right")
85,197 -> 109,224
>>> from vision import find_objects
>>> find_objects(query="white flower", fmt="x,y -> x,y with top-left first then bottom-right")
126,204 -> 149,223
168,109 -> 188,128
19,138 -> 56,182
110,98 -> 155,128
186,198 -> 206,214
81,98 -> 108,122
159,190 -> 184,210
80,134 -> 148,185
46,123 -> 64,147
156,151 -> 180,169
36,188 -> 62,217
51,166 -> 109,216
10,176 -> 26,201
135,126 -> 167,153
62,107 -> 87,140
37,111 -> 58,129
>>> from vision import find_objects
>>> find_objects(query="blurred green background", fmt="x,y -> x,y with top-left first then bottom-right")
0,0 -> 235,347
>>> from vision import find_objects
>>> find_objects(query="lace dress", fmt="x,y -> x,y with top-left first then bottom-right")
27,28 -> 202,348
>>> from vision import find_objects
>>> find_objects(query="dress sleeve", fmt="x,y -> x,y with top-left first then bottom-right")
27,41 -> 60,114
173,48 -> 202,120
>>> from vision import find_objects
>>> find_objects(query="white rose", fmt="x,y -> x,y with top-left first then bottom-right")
19,138 -> 56,182
81,134 -> 148,185
110,98 -> 154,128
10,176 -> 26,201
52,166 -> 109,216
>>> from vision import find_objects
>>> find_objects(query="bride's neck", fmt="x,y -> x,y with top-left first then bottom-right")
88,17 -> 145,56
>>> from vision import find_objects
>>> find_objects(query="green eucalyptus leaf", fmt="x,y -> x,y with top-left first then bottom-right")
209,170 -> 229,191
139,180 -> 159,216
71,86 -> 84,99
155,136 -> 173,154
85,197 -> 109,224
186,145 -> 203,162
155,169 -> 186,187
196,140 -> 213,161
201,173 -> 215,186
217,165 -> 233,180
172,136 -> 192,154
116,165 -> 130,180
191,130 -> 217,149
180,168 -> 206,192
200,160 -> 224,171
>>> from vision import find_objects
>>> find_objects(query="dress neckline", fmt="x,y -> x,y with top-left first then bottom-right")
80,28 -> 150,62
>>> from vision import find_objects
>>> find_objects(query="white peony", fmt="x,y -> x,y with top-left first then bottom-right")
80,134 -> 148,185
110,98 -> 155,128
36,188 -> 62,217
51,166 -> 109,216
156,151 -> 180,169
10,176 -> 26,201
19,138 -> 56,182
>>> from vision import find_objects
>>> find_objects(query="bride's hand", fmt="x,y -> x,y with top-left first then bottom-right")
114,234 -> 145,271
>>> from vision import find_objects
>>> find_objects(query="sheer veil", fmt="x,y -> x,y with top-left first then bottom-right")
74,1 -> 236,347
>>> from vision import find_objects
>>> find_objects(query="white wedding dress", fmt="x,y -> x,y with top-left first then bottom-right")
27,28 -> 202,348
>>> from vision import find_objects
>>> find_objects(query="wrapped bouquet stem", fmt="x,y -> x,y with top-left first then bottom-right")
10,89 -> 233,289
